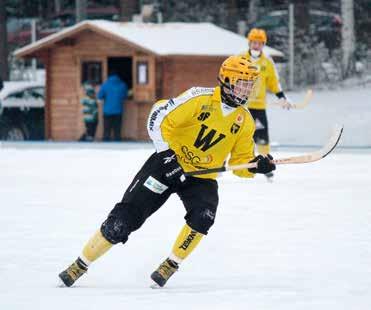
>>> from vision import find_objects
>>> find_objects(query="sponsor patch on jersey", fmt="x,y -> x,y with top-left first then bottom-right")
179,145 -> 213,165
144,176 -> 168,194
190,87 -> 214,97
230,123 -> 241,134
201,104 -> 216,112
198,112 -> 211,121
202,154 -> 213,164
236,114 -> 244,125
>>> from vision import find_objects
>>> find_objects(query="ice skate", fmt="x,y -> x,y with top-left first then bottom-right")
59,258 -> 88,287
150,258 -> 179,288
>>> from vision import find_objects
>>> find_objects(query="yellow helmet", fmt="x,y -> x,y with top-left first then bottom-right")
218,55 -> 260,107
247,28 -> 267,44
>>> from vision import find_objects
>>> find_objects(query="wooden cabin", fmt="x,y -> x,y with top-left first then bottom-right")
15,21 -> 283,141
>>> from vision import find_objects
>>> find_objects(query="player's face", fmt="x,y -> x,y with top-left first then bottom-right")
249,40 -> 264,52
234,79 -> 254,100
223,79 -> 254,105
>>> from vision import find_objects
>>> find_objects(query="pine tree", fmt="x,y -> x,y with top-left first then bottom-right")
0,0 -> 9,81
341,0 -> 355,77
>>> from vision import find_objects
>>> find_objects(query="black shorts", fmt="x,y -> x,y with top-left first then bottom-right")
101,152 -> 219,244
248,108 -> 269,145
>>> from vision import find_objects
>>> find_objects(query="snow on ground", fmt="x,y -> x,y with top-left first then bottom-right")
267,87 -> 371,147
0,146 -> 370,310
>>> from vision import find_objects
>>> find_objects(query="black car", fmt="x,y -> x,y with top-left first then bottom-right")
0,81 -> 45,140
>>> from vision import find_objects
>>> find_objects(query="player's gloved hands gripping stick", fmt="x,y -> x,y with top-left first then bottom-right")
248,154 -> 276,174
158,149 -> 186,186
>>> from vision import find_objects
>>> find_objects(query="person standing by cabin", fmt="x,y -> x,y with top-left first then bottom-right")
97,70 -> 128,141
80,84 -> 98,141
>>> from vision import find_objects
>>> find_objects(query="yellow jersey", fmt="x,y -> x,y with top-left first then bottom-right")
147,86 -> 256,180
244,52 -> 282,110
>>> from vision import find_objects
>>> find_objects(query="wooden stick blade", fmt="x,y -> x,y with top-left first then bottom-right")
292,89 -> 313,109
273,124 -> 343,165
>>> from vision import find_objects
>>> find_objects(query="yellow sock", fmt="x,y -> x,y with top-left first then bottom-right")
257,143 -> 270,155
170,224 -> 204,263
81,230 -> 113,264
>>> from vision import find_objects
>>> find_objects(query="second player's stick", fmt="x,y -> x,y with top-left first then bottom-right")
272,89 -> 313,109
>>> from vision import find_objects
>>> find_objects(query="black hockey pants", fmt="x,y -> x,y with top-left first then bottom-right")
100,152 -> 219,244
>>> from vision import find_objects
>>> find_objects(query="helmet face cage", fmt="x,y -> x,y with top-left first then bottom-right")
221,77 -> 256,106
218,60 -> 259,107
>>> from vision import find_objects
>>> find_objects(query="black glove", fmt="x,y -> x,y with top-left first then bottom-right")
248,154 -> 276,174
157,149 -> 185,186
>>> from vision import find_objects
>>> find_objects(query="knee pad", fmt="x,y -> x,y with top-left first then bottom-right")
186,208 -> 216,235
101,215 -> 129,244
100,203 -> 130,244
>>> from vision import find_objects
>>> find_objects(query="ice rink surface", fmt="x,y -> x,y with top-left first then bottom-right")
0,145 -> 370,310
1,85 -> 371,309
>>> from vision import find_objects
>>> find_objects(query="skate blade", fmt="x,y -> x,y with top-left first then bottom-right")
150,280 -> 162,289
57,278 -> 68,288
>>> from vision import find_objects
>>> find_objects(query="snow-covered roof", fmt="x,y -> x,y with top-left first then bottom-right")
0,81 -> 44,100
15,20 -> 284,58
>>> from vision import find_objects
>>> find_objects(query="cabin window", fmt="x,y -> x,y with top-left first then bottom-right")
81,61 -> 102,85
137,61 -> 148,85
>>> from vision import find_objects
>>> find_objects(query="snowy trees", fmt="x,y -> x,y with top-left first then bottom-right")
0,0 -> 9,81
248,0 -> 259,24
75,0 -> 87,22
341,0 -> 355,77
119,0 -> 139,21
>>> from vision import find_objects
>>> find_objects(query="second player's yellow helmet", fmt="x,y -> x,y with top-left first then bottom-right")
247,28 -> 267,44
218,55 -> 260,107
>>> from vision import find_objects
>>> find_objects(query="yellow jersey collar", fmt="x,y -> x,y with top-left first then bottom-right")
212,86 -> 222,103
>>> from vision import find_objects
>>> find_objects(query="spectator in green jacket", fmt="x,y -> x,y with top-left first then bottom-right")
80,84 -> 98,141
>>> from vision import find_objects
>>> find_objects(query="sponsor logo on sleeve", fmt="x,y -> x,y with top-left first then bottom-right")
148,99 -> 174,131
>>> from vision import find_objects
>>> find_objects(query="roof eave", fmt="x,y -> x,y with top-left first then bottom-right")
14,21 -> 158,59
